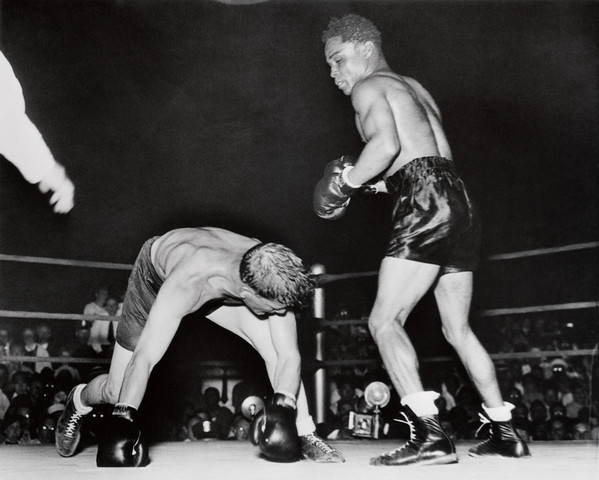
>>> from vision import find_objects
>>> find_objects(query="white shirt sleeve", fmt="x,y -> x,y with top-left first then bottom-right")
0,50 -> 56,183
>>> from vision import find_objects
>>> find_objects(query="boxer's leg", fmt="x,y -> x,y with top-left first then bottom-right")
435,272 -> 530,458
368,258 -> 457,466
56,343 -> 132,457
367,257 -> 439,397
434,271 -> 503,406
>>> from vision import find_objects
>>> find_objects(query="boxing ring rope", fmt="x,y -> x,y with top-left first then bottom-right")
309,240 -> 599,423
315,241 -> 599,286
0,241 -> 597,422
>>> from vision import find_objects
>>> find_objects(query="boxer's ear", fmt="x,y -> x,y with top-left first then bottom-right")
360,41 -> 375,59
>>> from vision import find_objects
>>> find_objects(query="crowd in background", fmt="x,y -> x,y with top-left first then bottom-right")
319,303 -> 598,443
0,289 -> 597,445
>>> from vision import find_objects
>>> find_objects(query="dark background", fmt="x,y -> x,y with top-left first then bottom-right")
0,0 -> 597,404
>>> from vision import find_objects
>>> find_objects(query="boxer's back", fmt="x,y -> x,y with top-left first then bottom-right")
151,227 -> 257,281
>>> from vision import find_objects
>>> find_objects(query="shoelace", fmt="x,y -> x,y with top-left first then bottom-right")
474,413 -> 491,438
381,412 -> 416,456
305,434 -> 335,454
64,411 -> 83,437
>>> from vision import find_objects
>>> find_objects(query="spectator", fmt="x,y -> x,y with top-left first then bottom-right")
0,327 -> 20,376
231,415 -> 251,441
10,371 -> 30,399
548,417 -> 570,440
571,407 -> 592,440
35,324 -> 57,357
37,414 -> 57,444
0,364 -> 10,420
0,327 -> 12,358
511,402 -> 532,442
20,327 -> 52,374
521,373 -> 545,406
201,387 -> 233,440
529,399 -> 549,440
88,296 -> 119,357
54,346 -> 81,390
543,385 -> 560,409
1,415 -> 23,444
565,384 -> 587,419
5,395 -> 37,443
70,327 -> 96,380
82,286 -> 109,329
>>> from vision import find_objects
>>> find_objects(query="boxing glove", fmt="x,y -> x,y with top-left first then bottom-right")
249,393 -> 300,462
313,156 -> 361,220
96,404 -> 149,467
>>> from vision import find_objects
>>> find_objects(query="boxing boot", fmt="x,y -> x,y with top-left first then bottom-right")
300,432 -> 345,463
56,384 -> 91,457
468,415 -> 531,458
369,407 -> 457,466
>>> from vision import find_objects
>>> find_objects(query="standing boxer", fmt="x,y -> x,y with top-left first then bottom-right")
314,14 -> 529,465
55,227 -> 344,466
0,50 -> 74,213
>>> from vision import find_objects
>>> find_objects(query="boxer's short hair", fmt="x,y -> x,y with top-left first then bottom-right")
240,243 -> 315,309
322,13 -> 382,48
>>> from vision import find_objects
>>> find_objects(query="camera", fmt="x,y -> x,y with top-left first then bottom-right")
347,382 -> 390,439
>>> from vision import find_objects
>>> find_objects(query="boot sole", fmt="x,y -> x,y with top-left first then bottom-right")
468,452 -> 532,459
371,453 -> 459,466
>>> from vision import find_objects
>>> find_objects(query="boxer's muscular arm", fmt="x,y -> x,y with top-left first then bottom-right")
266,311 -> 301,398
118,273 -> 202,408
347,80 -> 400,186
208,306 -> 301,398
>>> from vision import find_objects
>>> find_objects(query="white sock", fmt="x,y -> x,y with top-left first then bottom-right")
401,391 -> 440,417
483,402 -> 514,422
296,415 -> 317,436
72,384 -> 93,415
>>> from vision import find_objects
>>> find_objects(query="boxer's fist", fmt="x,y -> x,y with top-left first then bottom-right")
249,393 -> 300,462
96,404 -> 149,468
313,156 -> 359,220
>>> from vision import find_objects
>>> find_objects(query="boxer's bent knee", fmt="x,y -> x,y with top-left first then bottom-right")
368,307 -> 409,340
441,323 -> 475,349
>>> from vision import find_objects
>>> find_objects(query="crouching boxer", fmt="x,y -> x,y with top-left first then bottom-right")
55,227 -> 344,466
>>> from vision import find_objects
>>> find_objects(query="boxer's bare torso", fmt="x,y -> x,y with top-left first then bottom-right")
149,227 -> 262,315
353,72 -> 452,178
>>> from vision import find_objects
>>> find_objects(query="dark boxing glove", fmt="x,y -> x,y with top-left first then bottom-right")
96,404 -> 149,468
313,156 -> 361,220
249,393 -> 300,462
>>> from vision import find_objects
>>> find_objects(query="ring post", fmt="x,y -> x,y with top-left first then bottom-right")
310,263 -> 327,424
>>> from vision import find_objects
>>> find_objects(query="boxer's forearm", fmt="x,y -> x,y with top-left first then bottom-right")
118,352 -> 153,409
273,354 -> 301,400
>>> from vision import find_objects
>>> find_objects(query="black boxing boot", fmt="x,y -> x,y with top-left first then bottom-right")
468,404 -> 530,458
369,407 -> 457,466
